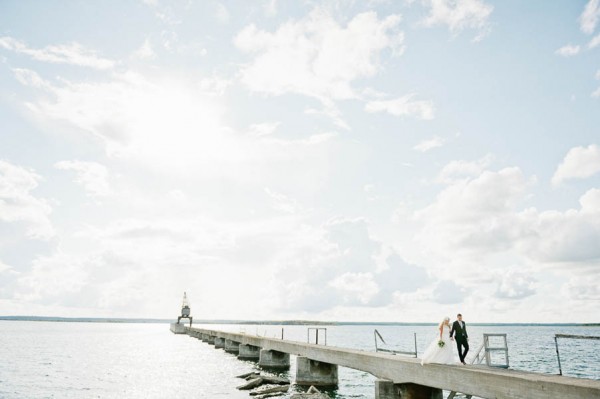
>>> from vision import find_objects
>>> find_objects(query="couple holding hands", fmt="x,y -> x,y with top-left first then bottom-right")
421,313 -> 469,365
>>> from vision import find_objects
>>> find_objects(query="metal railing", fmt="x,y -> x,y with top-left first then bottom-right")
481,333 -> 509,368
374,329 -> 417,357
554,334 -> 600,376
307,327 -> 327,345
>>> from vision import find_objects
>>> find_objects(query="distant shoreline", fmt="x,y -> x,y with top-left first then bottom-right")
0,316 -> 598,326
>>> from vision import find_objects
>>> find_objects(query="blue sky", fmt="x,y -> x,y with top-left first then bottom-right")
1,0 -> 599,322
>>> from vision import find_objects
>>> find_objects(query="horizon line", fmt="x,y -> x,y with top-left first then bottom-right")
1,315 -> 598,326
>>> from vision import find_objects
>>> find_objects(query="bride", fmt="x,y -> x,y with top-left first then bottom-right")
420,316 -> 455,365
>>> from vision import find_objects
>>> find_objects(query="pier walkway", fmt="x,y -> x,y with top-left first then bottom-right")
172,324 -> 600,399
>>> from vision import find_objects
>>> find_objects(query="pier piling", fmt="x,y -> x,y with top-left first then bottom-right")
238,344 -> 261,360
258,349 -> 290,369
295,356 -> 338,387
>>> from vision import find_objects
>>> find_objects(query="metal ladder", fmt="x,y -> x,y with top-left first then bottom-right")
448,334 -> 509,399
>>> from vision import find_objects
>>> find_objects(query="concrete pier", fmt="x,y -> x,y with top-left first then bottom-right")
207,335 -> 215,344
295,356 -> 338,387
169,323 -> 186,334
180,327 -> 600,399
375,379 -> 398,399
238,344 -> 261,360
224,339 -> 240,354
374,380 -> 442,399
397,383 -> 442,399
214,337 -> 225,348
258,349 -> 290,369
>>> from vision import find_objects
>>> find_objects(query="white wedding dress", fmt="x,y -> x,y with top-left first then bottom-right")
420,324 -> 455,365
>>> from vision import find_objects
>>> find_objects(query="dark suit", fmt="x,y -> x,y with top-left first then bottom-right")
450,320 -> 469,363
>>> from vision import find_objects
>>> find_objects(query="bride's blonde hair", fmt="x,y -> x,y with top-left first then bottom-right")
439,316 -> 450,328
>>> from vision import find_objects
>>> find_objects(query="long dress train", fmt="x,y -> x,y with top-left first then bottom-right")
420,325 -> 455,365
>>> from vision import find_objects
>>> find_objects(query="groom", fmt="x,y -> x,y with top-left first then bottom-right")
450,313 -> 469,365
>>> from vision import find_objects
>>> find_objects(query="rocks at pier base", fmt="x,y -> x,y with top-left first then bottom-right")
236,371 -> 290,393
237,378 -> 264,390
249,385 -> 290,396
290,385 -> 328,399
237,371 -> 261,379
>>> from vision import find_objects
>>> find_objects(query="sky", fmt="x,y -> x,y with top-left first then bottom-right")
1,0 -> 599,323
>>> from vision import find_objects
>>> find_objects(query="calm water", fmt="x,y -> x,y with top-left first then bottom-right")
1,321 -> 599,398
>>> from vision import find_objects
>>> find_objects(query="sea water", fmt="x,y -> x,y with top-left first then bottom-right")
1,321 -> 599,398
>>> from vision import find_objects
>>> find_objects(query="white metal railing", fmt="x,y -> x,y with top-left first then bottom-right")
374,329 -> 417,357
308,327 -> 327,345
554,334 -> 600,376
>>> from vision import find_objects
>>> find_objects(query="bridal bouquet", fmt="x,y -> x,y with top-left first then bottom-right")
437,340 -> 445,348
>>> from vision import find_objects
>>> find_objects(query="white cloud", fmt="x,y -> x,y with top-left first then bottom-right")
329,272 -> 379,304
305,100 -> 350,130
10,215 -> 261,316
421,0 -> 493,41
594,70 -> 600,96
436,154 -> 493,183
249,122 -> 280,137
0,259 -> 14,274
552,144 -> 600,186
15,69 -> 337,186
494,269 -> 536,299
365,94 -> 435,120
16,251 -> 88,302
0,36 -> 115,69
580,0 -> 600,35
414,165 -> 531,267
12,68 -> 51,89
198,75 -> 231,95
0,160 -> 54,239
433,280 -> 465,304
54,160 -> 112,198
273,217 -> 411,312
19,71 -> 227,165
555,44 -> 581,57
563,276 -> 600,300
264,0 -> 278,16
132,39 -> 156,59
414,136 -> 445,152
518,188 -> 600,264
413,160 -> 600,277
264,188 -> 300,213
215,3 -> 230,24
588,33 -> 600,48
234,9 -> 404,102
383,253 -> 430,294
